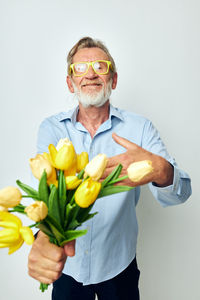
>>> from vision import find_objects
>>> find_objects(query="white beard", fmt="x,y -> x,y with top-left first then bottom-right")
72,79 -> 112,108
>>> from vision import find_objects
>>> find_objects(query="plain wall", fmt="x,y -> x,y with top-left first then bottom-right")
0,0 -> 199,299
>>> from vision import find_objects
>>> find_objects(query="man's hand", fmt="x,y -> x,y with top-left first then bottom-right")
28,231 -> 75,284
102,133 -> 174,187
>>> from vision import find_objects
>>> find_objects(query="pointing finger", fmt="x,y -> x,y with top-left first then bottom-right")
112,133 -> 137,150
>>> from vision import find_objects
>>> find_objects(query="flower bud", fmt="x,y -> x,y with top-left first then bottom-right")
0,205 -> 8,212
127,160 -> 154,182
77,152 -> 89,173
84,154 -> 108,181
0,211 -> 34,254
29,154 -> 55,180
56,138 -> 70,150
0,187 -> 21,208
75,178 -> 101,208
49,139 -> 76,171
65,176 -> 82,190
64,155 -> 77,176
25,201 -> 48,222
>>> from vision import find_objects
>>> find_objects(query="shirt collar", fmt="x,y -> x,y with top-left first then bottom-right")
57,104 -> 124,125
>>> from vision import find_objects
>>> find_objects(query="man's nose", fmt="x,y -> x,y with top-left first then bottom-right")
85,65 -> 98,78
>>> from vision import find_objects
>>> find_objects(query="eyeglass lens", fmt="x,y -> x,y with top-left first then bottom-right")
74,61 -> 109,75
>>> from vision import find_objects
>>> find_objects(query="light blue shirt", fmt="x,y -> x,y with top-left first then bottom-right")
37,104 -> 192,285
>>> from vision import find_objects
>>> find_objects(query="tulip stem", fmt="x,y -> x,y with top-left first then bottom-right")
108,175 -> 128,185
70,194 -> 75,205
29,222 -> 40,228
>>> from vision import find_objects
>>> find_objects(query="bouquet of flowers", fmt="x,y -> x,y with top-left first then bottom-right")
0,138 -> 153,292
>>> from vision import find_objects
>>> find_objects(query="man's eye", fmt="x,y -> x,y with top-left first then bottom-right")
75,64 -> 87,73
93,62 -> 101,70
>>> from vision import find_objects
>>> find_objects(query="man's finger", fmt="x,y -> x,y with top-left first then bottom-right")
112,133 -> 138,150
106,153 -> 125,168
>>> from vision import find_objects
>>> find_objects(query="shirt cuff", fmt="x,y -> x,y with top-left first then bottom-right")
149,166 -> 191,207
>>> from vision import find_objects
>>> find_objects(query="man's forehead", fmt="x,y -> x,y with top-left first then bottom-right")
72,47 -> 109,63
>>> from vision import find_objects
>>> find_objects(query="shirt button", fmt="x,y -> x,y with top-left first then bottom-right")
85,250 -> 89,255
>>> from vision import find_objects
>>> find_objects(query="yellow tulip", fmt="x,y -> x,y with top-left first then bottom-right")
76,152 -> 89,173
84,154 -> 108,181
0,211 -> 34,254
127,160 -> 154,182
25,201 -> 48,222
65,176 -> 82,190
43,154 -> 58,185
0,206 -> 8,212
29,153 -> 57,182
0,186 -> 21,208
56,137 -> 70,150
48,140 -> 76,171
64,155 -> 77,176
75,178 -> 101,208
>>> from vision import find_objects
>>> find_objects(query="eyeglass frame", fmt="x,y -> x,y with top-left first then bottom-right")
69,60 -> 113,77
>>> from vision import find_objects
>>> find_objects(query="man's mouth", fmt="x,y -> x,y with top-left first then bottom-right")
81,83 -> 102,87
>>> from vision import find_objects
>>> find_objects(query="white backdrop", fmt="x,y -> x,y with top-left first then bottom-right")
0,1 -> 199,299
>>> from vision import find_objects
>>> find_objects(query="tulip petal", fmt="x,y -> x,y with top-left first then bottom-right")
48,144 -> 58,168
0,228 -> 20,243
20,227 -> 34,245
65,176 -> 82,190
8,238 -> 24,255
0,221 -> 20,229
127,160 -> 154,182
77,152 -> 89,173
84,154 -> 108,181
64,157 -> 77,176
0,212 -> 22,228
55,145 -> 74,170
75,178 -> 101,208
0,186 -> 22,208
0,242 -> 10,248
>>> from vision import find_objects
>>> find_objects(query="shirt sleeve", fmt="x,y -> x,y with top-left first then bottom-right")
141,120 -> 192,207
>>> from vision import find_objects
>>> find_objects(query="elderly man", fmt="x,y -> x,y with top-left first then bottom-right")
28,37 -> 191,300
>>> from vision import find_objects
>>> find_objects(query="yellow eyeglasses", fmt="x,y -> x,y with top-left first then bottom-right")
69,60 -> 112,77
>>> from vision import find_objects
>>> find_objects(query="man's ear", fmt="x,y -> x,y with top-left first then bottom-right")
66,76 -> 74,93
112,72 -> 118,90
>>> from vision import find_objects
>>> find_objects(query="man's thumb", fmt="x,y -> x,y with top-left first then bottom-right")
64,239 -> 76,257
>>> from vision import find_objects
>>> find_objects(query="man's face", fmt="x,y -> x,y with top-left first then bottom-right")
67,47 -> 117,107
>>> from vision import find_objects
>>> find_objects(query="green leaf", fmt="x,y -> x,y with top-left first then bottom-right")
65,203 -> 75,228
67,219 -> 81,230
48,185 -> 60,224
65,203 -> 80,230
76,204 -> 94,223
58,170 -> 67,225
111,164 -> 123,181
101,164 -> 122,188
81,212 -> 98,223
60,229 -> 88,246
46,214 -> 64,235
16,180 -> 39,199
36,222 -> 54,237
77,169 -> 85,179
45,221 -> 65,244
38,171 -> 49,205
98,185 -> 133,198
